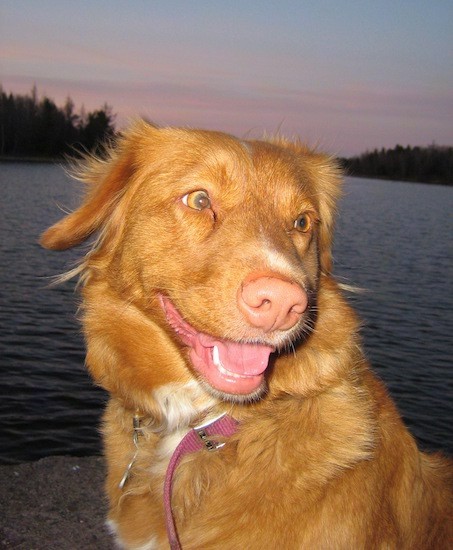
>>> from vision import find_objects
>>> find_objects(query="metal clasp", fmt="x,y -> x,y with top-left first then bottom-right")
193,413 -> 227,452
133,413 -> 144,445
119,412 -> 144,489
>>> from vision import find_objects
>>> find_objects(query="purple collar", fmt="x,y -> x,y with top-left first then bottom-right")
164,413 -> 239,550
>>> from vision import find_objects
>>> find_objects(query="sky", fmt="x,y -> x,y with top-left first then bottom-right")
1,0 -> 452,156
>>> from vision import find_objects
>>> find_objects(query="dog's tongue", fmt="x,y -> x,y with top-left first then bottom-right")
198,334 -> 273,376
160,295 -> 274,395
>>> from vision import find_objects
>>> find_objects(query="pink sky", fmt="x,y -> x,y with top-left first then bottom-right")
1,1 -> 452,156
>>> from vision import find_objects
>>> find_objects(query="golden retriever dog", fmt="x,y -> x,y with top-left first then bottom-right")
41,121 -> 452,549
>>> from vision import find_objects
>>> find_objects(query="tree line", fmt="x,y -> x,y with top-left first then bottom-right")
0,86 -> 116,159
341,144 -> 452,185
1,87 -> 451,184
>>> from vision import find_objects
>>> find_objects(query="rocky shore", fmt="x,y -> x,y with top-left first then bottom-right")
0,455 -> 112,549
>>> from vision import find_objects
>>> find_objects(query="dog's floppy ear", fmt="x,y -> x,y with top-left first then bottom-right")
307,152 -> 343,274
40,153 -> 133,250
40,122 -> 154,251
275,139 -> 343,274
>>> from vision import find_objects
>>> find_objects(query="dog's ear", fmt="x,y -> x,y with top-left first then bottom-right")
275,139 -> 343,274
40,152 -> 134,250
40,121 -> 154,250
307,152 -> 343,274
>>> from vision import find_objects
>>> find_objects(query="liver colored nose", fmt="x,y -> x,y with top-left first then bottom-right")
237,275 -> 308,332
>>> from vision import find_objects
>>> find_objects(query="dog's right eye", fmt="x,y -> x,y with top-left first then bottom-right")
293,213 -> 313,233
182,190 -> 212,211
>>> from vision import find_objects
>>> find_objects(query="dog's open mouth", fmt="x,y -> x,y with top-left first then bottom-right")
159,295 -> 275,396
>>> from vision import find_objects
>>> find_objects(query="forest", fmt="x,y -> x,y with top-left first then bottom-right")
0,86 -> 116,159
1,87 -> 452,185
341,145 -> 452,185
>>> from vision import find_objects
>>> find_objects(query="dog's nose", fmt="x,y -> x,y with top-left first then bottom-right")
237,274 -> 308,332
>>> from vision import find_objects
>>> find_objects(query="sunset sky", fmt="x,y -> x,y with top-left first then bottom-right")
1,0 -> 452,156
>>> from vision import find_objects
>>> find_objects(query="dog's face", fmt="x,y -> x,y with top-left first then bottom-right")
41,122 -> 341,403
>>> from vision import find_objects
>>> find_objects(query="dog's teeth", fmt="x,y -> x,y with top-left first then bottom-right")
212,345 -> 220,367
212,346 -> 242,379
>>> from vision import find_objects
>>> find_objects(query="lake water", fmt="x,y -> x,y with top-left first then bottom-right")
0,163 -> 452,464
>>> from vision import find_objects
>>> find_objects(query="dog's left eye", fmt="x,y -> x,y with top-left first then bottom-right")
182,190 -> 212,211
294,213 -> 312,233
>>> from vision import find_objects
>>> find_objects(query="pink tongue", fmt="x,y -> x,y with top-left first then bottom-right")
159,295 -> 274,385
199,334 -> 273,375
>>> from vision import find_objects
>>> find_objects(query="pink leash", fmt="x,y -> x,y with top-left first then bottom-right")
164,413 -> 238,550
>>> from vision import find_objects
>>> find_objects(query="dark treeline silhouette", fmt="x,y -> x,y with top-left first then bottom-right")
341,145 -> 453,185
0,85 -> 116,159
2,86 -> 452,185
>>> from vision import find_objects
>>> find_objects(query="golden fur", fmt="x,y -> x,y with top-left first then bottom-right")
41,121 -> 452,549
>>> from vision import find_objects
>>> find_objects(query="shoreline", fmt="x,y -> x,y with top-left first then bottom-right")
0,455 -> 112,548
0,156 -> 59,164
345,173 -> 452,187
2,156 -> 451,186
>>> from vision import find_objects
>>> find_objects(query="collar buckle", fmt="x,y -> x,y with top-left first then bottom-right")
194,427 -> 226,452
194,413 -> 227,452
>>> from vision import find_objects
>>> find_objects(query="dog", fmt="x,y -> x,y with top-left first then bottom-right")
41,121 -> 452,549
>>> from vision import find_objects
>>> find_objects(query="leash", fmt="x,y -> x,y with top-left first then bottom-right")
163,413 -> 239,550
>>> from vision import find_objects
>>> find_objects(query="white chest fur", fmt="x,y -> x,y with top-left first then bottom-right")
149,381 -> 219,476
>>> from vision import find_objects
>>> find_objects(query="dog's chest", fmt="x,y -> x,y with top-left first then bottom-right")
149,381 -> 218,475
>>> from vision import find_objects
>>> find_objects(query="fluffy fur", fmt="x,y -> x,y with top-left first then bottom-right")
41,121 -> 452,549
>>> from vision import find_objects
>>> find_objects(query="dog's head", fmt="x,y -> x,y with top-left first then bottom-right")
41,121 -> 342,404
